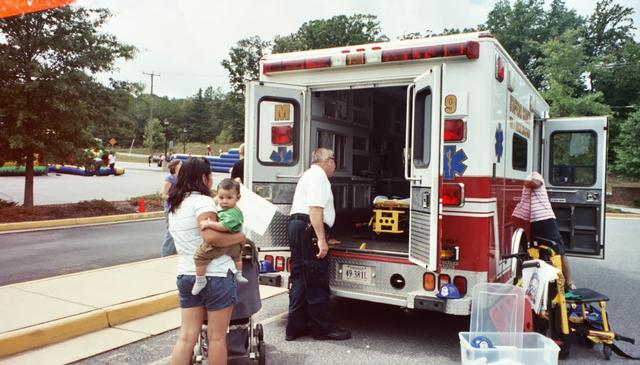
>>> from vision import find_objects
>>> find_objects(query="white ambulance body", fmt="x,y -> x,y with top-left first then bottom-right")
244,32 -> 607,315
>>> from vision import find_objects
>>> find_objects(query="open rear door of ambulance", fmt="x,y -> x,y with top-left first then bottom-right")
245,81 -> 307,251
406,66 -> 443,271
542,117 -> 607,258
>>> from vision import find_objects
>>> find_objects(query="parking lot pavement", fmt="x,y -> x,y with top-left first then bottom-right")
0,162 -> 229,205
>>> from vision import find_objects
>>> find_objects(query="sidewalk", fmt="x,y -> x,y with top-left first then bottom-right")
0,256 -> 287,364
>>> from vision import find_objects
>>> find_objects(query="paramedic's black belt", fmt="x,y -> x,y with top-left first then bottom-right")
290,213 -> 310,223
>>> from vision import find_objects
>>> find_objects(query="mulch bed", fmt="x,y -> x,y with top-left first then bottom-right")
0,199 -> 163,223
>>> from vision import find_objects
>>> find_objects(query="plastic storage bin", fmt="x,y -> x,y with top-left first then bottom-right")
460,283 -> 560,365
459,332 -> 560,365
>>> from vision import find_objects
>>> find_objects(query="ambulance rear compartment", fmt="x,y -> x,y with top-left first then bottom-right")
310,85 -> 411,255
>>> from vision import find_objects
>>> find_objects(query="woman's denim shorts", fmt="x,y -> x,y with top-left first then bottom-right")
176,271 -> 237,311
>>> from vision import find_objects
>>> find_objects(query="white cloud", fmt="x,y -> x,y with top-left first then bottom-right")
80,0 -> 638,98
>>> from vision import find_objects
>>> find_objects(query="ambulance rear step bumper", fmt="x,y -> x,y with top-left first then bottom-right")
413,295 -> 446,312
259,273 -> 282,287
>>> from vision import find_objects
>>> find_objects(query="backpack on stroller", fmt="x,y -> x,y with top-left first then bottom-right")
192,241 -> 266,364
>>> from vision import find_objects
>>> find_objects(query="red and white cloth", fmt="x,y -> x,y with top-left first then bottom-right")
512,172 -> 555,223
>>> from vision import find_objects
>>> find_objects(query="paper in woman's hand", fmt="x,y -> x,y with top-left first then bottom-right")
236,183 -> 277,236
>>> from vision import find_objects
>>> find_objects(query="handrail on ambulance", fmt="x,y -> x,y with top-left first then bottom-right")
404,84 -> 421,182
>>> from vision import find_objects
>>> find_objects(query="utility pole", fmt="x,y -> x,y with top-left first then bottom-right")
142,71 -> 160,122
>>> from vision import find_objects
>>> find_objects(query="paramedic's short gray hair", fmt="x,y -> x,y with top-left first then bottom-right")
311,148 -> 334,164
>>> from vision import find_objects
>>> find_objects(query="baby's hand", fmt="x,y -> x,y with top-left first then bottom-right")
199,218 -> 211,231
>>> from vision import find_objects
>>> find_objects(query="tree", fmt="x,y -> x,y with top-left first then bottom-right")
538,30 -> 611,117
611,111 -> 640,177
486,0 -> 583,88
0,6 -> 135,206
221,36 -> 270,96
272,14 -> 389,53
143,118 -> 164,151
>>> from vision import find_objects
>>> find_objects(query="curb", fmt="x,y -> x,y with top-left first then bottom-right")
0,291 -> 178,358
0,211 -> 164,233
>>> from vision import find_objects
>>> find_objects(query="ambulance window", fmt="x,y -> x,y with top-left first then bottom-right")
413,87 -> 432,168
550,131 -> 596,186
317,130 -> 347,170
257,99 -> 298,166
512,134 -> 528,171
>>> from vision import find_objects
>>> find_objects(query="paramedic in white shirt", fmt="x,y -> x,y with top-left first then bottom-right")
285,148 -> 351,342
167,157 -> 246,365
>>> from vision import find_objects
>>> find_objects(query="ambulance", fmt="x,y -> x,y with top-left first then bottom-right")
244,32 -> 607,315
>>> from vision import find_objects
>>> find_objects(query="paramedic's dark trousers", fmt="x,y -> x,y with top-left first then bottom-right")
286,218 -> 334,337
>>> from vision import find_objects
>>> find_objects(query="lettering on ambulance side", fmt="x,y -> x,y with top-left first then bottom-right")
507,95 -> 532,138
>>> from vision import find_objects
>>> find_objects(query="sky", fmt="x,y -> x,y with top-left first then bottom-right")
77,0 -> 640,99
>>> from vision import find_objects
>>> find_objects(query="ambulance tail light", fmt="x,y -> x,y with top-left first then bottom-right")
275,256 -> 285,271
264,255 -> 274,264
438,274 -> 451,289
444,119 -> 466,142
271,125 -> 293,145
423,273 -> 436,291
442,183 -> 464,206
495,55 -> 505,82
453,276 -> 467,296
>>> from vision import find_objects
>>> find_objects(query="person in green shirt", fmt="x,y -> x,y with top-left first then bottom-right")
192,178 -> 248,295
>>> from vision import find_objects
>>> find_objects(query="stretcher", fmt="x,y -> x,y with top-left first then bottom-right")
367,196 -> 410,234
505,237 -> 639,360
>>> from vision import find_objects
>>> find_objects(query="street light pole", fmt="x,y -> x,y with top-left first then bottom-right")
163,119 -> 169,159
182,128 -> 188,154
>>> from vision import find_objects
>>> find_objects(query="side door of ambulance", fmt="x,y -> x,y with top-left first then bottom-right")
407,66 -> 444,271
245,81 -> 307,251
542,117 -> 607,258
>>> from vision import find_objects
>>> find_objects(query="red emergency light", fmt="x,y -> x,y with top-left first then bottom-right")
442,183 -> 464,206
453,276 -> 467,295
271,125 -> 293,145
263,41 -> 480,74
444,119 -> 466,142
495,55 -> 505,82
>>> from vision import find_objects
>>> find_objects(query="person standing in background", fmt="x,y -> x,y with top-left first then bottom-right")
206,145 -> 212,156
108,152 -> 116,172
230,143 -> 245,183
161,159 -> 182,256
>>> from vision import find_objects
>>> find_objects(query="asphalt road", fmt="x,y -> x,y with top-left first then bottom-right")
72,217 -> 640,365
0,219 -> 165,285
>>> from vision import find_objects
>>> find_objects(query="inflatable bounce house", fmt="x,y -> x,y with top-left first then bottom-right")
171,148 -> 241,173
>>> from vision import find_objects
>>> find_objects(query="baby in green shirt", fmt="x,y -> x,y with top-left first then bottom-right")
192,178 -> 248,295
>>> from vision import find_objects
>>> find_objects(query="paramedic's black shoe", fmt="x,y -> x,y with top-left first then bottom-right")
314,327 -> 351,341
285,327 -> 312,341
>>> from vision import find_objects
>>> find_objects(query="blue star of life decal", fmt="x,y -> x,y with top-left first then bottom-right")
495,123 -> 504,163
270,146 -> 293,163
443,145 -> 468,180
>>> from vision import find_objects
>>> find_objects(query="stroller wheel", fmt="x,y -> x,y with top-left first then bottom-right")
603,344 -> 612,360
255,323 -> 264,342
258,341 -> 266,365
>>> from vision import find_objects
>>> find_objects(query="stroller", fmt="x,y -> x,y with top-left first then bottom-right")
192,241 -> 266,364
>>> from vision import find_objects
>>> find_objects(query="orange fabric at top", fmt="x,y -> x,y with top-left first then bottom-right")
0,0 -> 75,19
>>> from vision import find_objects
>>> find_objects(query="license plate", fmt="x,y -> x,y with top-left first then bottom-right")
341,264 -> 373,285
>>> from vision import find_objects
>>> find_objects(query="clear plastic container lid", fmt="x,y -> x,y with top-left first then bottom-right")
470,283 -> 525,348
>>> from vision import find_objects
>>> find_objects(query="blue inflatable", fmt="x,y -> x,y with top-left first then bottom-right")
171,149 -> 240,173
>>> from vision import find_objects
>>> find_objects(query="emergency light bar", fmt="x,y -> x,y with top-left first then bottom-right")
263,41 -> 480,75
